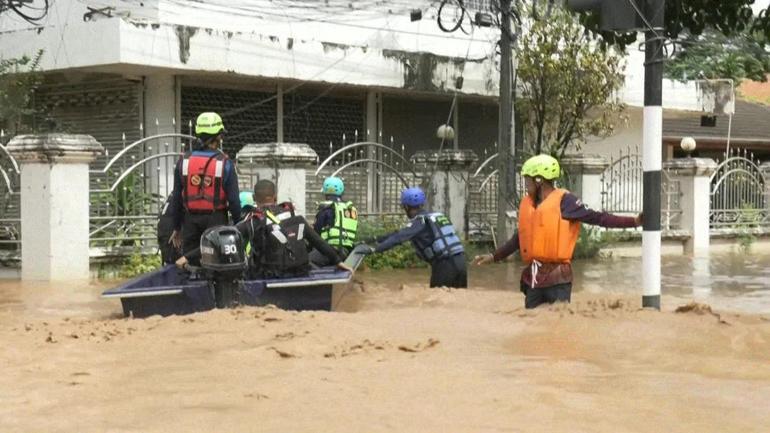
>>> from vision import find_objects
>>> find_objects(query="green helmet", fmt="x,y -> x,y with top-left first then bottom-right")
521,154 -> 560,180
195,112 -> 225,136
239,191 -> 255,209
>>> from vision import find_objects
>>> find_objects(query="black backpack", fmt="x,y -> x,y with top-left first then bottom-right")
252,205 -> 310,278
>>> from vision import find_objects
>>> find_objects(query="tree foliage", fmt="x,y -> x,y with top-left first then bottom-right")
0,50 -> 44,136
665,29 -> 770,83
574,0 -> 770,47
516,8 -> 625,157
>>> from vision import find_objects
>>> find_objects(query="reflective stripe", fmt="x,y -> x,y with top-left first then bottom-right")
297,223 -> 305,240
270,227 -> 288,244
182,159 -> 189,176
214,160 -> 224,178
319,201 -> 358,248
421,212 -> 463,261
265,211 -> 281,225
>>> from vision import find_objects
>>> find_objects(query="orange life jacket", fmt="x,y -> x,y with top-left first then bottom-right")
518,188 -> 580,264
181,151 -> 228,212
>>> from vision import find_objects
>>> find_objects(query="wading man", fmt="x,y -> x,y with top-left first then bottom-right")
473,154 -> 642,308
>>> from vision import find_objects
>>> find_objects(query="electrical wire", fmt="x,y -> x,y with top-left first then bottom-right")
2,0 -> 50,25
221,27 -> 380,118
425,19 -> 480,184
163,0 -> 483,41
227,46 -> 379,140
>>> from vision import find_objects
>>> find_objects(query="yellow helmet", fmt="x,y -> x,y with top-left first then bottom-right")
195,112 -> 225,136
521,154 -> 560,180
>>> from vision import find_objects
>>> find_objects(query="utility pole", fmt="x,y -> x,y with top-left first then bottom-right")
641,0 -> 665,310
496,0 -> 514,242
566,0 -> 665,310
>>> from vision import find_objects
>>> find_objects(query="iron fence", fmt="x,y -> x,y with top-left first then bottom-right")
313,134 -> 424,219
88,131 -> 192,256
601,146 -> 682,231
0,131 -> 20,261
468,150 -> 500,242
709,148 -> 769,229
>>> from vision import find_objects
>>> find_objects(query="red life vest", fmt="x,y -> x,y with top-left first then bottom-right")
181,151 -> 228,212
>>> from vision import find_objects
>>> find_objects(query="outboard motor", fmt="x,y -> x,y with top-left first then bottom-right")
200,226 -> 247,308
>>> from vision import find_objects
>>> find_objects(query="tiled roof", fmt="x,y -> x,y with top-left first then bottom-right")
663,99 -> 770,143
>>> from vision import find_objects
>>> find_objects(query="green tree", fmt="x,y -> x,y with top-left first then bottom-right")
0,50 -> 43,136
516,8 -> 625,157
665,29 -> 770,83
574,0 -> 770,46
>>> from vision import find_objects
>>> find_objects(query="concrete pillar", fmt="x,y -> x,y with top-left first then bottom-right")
143,74 -> 180,200
236,142 -> 318,217
560,154 -> 610,211
411,149 -> 478,237
663,157 -> 718,256
8,134 -> 103,280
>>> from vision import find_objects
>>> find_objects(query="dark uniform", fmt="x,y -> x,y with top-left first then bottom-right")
375,210 -> 467,288
185,202 -> 342,278
168,148 -> 241,264
157,195 -> 181,264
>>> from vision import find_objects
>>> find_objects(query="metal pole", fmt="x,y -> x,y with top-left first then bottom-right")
642,0 -> 665,310
277,83 -> 284,143
496,0 -> 514,242
726,114 -> 733,155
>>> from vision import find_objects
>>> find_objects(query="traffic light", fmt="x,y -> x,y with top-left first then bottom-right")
565,0 -> 645,32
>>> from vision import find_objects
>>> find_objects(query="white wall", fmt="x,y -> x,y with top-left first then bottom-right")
618,36 -> 700,110
0,0 -> 499,96
582,106 -> 643,157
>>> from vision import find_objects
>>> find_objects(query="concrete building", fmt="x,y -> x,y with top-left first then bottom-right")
0,0 -> 502,161
2,0 -> 765,201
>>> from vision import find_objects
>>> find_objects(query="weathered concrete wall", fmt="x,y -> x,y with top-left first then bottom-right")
0,0 -> 499,97
236,142 -> 318,217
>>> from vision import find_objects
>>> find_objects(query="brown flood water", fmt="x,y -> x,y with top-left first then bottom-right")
1,252 -> 769,432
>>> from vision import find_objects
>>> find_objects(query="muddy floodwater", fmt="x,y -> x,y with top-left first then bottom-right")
1,252 -> 769,432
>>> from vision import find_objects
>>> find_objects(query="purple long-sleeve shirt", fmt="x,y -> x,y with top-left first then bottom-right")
492,191 -> 638,262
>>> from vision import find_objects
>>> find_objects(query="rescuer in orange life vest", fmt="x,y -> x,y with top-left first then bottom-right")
168,112 -> 241,265
473,154 -> 643,309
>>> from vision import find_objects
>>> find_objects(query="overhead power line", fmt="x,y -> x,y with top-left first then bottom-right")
1,0 -> 50,25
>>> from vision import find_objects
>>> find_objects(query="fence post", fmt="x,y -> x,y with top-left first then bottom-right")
663,157 -> 718,256
560,154 -> 610,211
761,162 -> 770,214
8,134 -> 103,280
412,149 -> 478,237
236,142 -> 318,217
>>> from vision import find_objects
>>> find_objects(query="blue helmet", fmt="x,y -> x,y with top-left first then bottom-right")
400,187 -> 426,207
322,176 -> 345,196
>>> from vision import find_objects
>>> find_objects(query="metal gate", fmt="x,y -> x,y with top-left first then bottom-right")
89,133 -> 193,256
601,146 -> 682,230
313,138 -> 424,218
0,134 -> 20,262
709,149 -> 768,229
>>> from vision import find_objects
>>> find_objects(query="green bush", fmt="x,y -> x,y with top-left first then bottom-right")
357,216 -> 427,270
118,250 -> 162,278
737,202 -> 758,252
356,216 -> 493,270
572,225 -> 610,259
